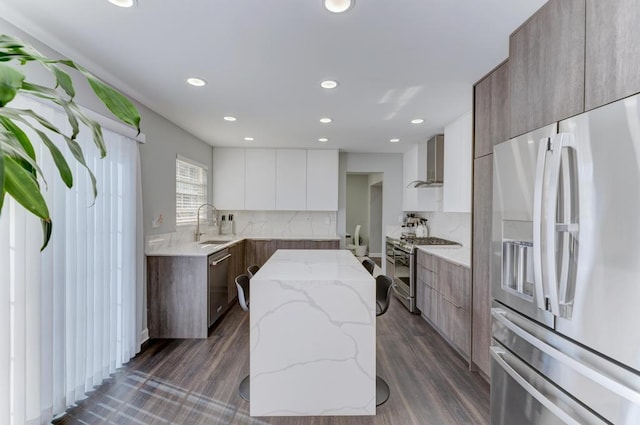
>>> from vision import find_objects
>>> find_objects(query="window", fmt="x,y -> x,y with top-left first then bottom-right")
176,156 -> 208,225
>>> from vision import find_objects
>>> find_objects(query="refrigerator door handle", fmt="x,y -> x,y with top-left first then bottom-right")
490,346 -> 583,425
545,133 -> 579,316
492,308 -> 640,405
533,137 -> 549,311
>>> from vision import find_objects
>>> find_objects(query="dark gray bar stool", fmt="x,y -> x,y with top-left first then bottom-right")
235,274 -> 251,401
376,275 -> 393,406
362,258 -> 376,275
247,264 -> 260,278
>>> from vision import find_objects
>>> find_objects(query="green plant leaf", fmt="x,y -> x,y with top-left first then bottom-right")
34,129 -> 73,188
77,68 -> 140,132
0,63 -> 25,106
21,82 -> 80,139
61,134 -> 97,199
48,64 -> 75,99
0,131 -> 45,183
0,116 -> 35,159
4,155 -> 49,219
0,143 -> 5,212
40,218 -> 52,251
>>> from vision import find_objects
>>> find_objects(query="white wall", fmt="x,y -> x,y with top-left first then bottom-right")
346,174 -> 370,245
339,153 -> 403,262
0,18 -> 214,237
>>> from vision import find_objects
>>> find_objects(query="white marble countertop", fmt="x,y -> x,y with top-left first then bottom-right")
416,245 -> 471,268
250,249 -> 376,416
145,235 -> 341,257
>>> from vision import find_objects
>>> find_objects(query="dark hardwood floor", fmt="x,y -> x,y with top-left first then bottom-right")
54,297 -> 490,425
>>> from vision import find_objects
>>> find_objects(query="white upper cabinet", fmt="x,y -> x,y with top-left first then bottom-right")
306,150 -> 339,211
276,149 -> 307,210
443,111 -> 472,212
245,149 -> 276,210
213,148 -> 245,210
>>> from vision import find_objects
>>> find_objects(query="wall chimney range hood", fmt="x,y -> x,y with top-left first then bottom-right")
407,134 -> 444,188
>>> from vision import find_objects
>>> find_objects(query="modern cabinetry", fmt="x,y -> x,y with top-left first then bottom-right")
585,0 -> 640,110
148,250 -> 231,339
474,60 -> 510,158
306,150 -> 339,211
276,239 -> 306,249
472,156 -> 493,377
245,239 -> 278,268
304,239 -> 339,249
416,250 -> 471,361
276,149 -> 307,210
245,149 -> 276,210
509,0 -> 585,138
213,148 -> 245,210
443,111 -> 472,212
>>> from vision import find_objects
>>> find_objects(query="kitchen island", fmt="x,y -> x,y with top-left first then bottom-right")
250,249 -> 376,416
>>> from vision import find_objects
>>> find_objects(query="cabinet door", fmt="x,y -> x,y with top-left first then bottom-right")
245,149 -> 276,210
277,239 -> 306,249
509,0 -> 585,137
213,148 -> 245,209
245,239 -> 277,267
585,0 -> 640,110
439,261 -> 470,311
443,111 -> 472,212
304,240 -> 339,249
306,150 -> 339,210
472,155 -> 493,377
474,74 -> 492,158
276,149 -> 307,210
475,61 -> 510,158
437,292 -> 471,359
402,145 -> 418,211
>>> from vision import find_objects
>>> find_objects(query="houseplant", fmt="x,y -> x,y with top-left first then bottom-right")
0,34 -> 141,249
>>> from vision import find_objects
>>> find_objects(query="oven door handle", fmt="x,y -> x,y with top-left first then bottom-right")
391,284 -> 410,301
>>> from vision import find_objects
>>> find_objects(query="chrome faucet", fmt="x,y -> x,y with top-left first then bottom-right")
195,203 -> 218,241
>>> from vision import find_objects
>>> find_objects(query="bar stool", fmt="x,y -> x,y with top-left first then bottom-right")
247,264 -> 260,278
235,274 -> 251,401
376,274 -> 393,406
362,258 -> 376,275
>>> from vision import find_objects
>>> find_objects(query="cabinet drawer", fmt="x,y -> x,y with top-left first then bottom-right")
421,283 -> 438,324
438,261 -> 470,310
437,292 -> 471,358
417,251 -> 438,272
417,264 -> 437,291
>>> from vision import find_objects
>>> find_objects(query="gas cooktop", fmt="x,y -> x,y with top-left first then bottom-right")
401,236 -> 460,246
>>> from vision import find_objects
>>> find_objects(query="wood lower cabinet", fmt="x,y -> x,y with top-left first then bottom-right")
277,239 -> 307,249
416,250 -> 471,361
304,239 -> 339,249
227,240 -> 246,303
585,0 -> 640,111
245,239 -> 277,268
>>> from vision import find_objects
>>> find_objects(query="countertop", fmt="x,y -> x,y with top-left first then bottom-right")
146,235 -> 341,257
416,245 -> 471,268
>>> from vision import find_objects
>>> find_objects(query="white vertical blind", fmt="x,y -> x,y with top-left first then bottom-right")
176,156 -> 208,225
0,96 -> 144,424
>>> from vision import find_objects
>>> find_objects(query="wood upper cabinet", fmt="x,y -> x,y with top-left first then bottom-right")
585,0 -> 640,110
474,60 -> 510,158
509,0 -> 585,138
472,154 -> 494,378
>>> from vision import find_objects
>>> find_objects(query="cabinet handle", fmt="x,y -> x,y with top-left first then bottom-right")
210,254 -> 231,266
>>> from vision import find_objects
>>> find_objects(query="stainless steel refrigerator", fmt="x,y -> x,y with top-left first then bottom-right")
491,94 -> 640,424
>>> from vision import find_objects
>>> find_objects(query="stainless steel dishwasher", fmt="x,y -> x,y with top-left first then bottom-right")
208,248 -> 230,327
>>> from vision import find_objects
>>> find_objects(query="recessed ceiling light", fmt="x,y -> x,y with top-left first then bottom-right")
244,137 -> 254,141
187,77 -> 206,87
320,118 -> 333,124
390,138 -> 400,143
320,80 -> 339,89
108,0 -> 136,7
323,0 -> 354,13
318,138 -> 328,142
223,116 -> 237,122
411,118 -> 424,124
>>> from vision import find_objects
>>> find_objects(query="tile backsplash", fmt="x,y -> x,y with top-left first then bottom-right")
219,210 -> 337,237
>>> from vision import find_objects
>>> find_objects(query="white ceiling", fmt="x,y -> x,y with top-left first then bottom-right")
0,0 -> 545,153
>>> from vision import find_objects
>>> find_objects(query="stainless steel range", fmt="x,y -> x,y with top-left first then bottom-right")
386,234 -> 460,313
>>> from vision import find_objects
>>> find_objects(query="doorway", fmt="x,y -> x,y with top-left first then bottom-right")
346,172 -> 384,265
